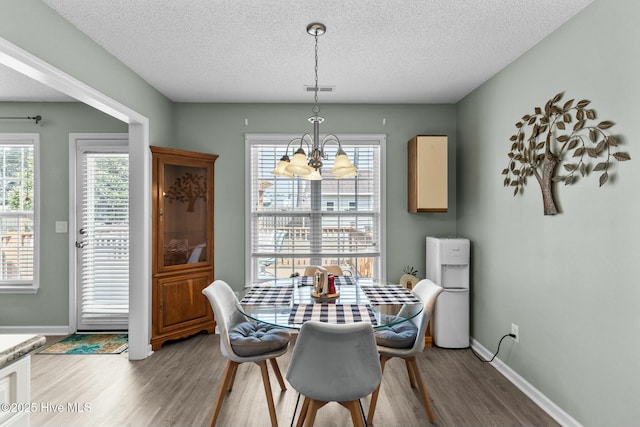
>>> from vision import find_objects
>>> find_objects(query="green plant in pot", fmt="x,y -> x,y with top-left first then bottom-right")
400,265 -> 419,289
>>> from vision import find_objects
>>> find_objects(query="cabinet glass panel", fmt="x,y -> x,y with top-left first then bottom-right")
161,163 -> 208,268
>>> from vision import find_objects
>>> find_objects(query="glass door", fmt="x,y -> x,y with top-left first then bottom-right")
75,138 -> 129,331
157,159 -> 209,271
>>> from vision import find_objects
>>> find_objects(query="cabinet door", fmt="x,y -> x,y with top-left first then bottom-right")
156,156 -> 214,272
154,271 -> 214,334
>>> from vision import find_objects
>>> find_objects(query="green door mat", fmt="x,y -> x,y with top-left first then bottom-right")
40,333 -> 128,354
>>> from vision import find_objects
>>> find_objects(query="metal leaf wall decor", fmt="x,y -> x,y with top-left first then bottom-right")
164,172 -> 206,212
502,92 -> 631,215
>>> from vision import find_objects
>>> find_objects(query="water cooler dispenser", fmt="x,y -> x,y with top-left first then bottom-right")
426,236 -> 470,348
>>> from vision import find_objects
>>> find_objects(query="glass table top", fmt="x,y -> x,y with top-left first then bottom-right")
237,277 -> 423,330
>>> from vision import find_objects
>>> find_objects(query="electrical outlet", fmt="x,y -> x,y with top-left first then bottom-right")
511,323 -> 519,343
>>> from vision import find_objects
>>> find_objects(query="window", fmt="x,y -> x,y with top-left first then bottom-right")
0,134 -> 39,293
246,134 -> 386,284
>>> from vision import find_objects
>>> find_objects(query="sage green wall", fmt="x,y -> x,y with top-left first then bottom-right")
0,0 -> 173,329
456,0 -> 639,425
172,103 -> 457,286
0,102 -> 127,326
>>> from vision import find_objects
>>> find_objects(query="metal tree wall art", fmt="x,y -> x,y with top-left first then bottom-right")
164,172 -> 206,212
502,92 -> 631,215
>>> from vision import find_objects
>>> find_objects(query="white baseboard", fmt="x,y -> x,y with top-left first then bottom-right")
0,325 -> 72,335
470,338 -> 582,427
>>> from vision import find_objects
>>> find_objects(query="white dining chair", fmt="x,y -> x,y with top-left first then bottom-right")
202,280 -> 291,427
303,265 -> 349,277
366,279 -> 443,425
286,321 -> 382,427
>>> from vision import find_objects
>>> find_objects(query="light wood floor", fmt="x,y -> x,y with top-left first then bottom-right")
30,333 -> 560,427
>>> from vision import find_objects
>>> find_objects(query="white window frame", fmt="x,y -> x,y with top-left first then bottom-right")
0,133 -> 40,294
245,133 -> 386,286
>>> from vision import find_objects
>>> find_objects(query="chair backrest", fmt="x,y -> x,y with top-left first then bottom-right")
325,265 -> 343,276
286,321 -> 381,403
303,265 -> 324,277
202,280 -> 247,360
397,279 -> 443,353
303,265 -> 345,277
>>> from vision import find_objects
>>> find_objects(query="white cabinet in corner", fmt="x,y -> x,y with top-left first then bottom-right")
0,334 -> 45,427
0,355 -> 30,427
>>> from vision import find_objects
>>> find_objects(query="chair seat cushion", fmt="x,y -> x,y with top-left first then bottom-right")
229,322 -> 291,357
374,315 -> 418,349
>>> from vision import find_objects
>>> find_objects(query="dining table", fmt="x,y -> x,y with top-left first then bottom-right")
238,276 -> 423,330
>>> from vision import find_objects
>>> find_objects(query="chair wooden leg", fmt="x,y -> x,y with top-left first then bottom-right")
340,400 -> 365,427
405,359 -> 416,388
227,361 -> 239,391
269,358 -> 287,391
295,397 -> 310,427
256,360 -> 279,427
304,400 -> 328,427
366,354 -> 390,426
406,357 -> 435,424
209,360 -> 239,427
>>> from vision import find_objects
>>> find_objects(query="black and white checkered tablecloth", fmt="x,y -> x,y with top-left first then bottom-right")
297,275 -> 356,287
361,285 -> 421,304
288,304 -> 377,325
240,285 -> 293,305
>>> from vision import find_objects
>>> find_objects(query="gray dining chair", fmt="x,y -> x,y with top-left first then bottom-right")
366,279 -> 443,426
286,321 -> 382,427
202,280 -> 291,427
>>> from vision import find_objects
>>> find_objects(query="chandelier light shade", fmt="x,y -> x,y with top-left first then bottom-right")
286,147 -> 314,176
301,168 -> 323,181
271,23 -> 358,180
270,156 -> 294,177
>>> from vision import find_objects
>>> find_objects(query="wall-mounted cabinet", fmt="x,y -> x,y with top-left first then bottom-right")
150,146 -> 218,351
408,135 -> 448,213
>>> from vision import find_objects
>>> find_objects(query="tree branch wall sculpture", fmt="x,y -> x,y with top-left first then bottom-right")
164,172 -> 206,212
502,92 -> 631,215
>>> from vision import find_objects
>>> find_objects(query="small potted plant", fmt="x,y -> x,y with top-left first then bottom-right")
400,265 -> 419,289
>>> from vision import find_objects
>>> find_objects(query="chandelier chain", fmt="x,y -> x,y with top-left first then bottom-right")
313,30 -> 320,114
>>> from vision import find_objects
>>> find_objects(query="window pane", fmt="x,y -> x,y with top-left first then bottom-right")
80,152 -> 129,323
0,140 -> 36,286
0,145 -> 34,212
0,215 -> 34,280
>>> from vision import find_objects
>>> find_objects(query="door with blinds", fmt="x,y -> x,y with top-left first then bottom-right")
75,136 -> 129,331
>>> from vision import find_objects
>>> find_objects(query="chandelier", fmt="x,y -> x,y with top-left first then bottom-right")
271,23 -> 357,181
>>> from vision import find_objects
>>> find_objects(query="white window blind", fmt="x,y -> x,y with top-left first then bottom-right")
246,134 -> 385,284
0,135 -> 39,293
79,152 -> 129,324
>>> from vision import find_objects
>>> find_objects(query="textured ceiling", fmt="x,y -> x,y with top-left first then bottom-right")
5,0 -> 595,103
0,63 -> 75,102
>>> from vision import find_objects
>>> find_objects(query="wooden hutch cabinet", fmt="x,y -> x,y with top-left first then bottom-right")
150,146 -> 218,351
